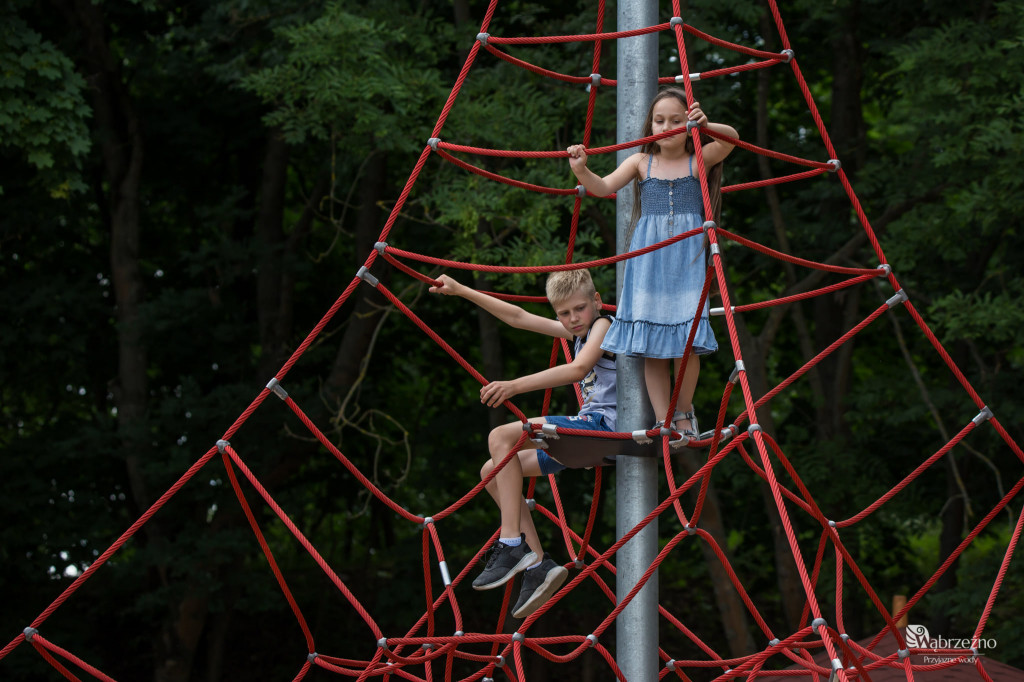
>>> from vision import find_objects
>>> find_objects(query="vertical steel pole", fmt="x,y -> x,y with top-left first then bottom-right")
615,0 -> 658,679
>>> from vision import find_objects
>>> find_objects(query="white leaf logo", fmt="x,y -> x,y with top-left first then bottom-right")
906,624 -> 930,649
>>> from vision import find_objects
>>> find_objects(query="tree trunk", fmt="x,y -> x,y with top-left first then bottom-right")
474,219 -> 506,430
60,2 -> 208,680
676,451 -> 757,657
255,130 -> 292,378
325,150 -> 390,399
814,0 -> 866,441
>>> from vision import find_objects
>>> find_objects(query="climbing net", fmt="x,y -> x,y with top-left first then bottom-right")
4,1 -> 1023,680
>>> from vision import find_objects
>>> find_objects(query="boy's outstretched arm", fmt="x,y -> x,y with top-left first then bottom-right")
479,317 -> 612,407
429,274 -> 568,338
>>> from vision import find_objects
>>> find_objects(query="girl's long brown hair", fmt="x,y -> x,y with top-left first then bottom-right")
625,88 -> 724,250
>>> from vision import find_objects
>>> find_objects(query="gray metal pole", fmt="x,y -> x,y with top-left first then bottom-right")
615,0 -> 658,679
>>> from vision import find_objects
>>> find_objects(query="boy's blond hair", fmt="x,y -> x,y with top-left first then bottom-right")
545,269 -> 597,305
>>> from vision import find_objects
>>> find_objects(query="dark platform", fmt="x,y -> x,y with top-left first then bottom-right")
535,431 -> 666,469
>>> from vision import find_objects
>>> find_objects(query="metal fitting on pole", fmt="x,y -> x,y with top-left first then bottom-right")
356,266 -> 379,288
266,378 -> 288,400
886,290 -> 908,308
973,406 -> 993,424
632,429 -> 653,444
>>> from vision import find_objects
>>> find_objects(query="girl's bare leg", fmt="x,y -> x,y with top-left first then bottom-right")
644,357 -> 672,424
646,354 -> 701,431
674,354 -> 701,433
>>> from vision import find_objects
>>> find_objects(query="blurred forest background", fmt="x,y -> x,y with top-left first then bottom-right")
2,0 -> 1023,680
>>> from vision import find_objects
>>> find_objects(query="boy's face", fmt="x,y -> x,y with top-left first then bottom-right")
552,291 -> 602,337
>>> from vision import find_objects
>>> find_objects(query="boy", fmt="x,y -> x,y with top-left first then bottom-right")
429,269 -> 616,619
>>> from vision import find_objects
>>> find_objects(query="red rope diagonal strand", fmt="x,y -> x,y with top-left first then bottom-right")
540,503 -> 761,669
0,444 -> 221,662
734,441 -> 815,517
362,278 -> 527,425
747,428 -> 836,657
484,22 -> 669,45
435,122 -> 717,160
381,226 -> 701,274
28,637 -> 82,681
481,43 -> 592,84
367,0 -> 499,267
219,449 -> 315,651
678,22 -> 788,61
220,443 -> 385,640
735,300 -> 896,428
730,272 -> 879,314
688,381 -> 737,526
865,475 -> 1024,657
29,634 -> 113,682
722,167 -> 829,193
840,418 -> 982,526
433,149 -> 578,195
700,125 -> 837,169
664,56 -> 786,83
761,433 -> 908,648
523,437 -> 753,640
900,298 -> 987,411
716,227 -> 881,275
281,394 -> 423,523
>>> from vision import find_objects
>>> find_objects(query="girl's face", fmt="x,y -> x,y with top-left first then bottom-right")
650,96 -> 688,148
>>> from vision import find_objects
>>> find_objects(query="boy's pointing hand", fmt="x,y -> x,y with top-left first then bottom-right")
480,380 -> 517,407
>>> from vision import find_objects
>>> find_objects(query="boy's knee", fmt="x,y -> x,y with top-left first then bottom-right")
487,422 -> 517,457
480,459 -> 493,481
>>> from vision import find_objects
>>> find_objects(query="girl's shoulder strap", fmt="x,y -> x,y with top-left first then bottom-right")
646,153 -> 654,178
689,155 -> 693,177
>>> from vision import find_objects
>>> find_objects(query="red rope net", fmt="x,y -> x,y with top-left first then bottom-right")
4,1 -> 1023,681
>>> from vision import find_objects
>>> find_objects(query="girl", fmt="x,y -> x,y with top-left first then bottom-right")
567,88 -> 738,442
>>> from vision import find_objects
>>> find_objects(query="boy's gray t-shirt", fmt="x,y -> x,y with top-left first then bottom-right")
575,314 -> 617,431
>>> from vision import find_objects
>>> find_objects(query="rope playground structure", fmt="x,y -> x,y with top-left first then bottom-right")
4,1 -> 1023,680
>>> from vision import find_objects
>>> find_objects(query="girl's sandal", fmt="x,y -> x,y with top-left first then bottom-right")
664,410 -> 699,450
676,410 -> 700,440
652,419 -> 688,449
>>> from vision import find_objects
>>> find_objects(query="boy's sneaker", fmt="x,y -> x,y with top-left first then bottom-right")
511,553 -> 568,619
472,535 -> 537,591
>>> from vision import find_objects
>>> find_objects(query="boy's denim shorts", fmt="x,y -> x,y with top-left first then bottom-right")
535,412 -> 613,475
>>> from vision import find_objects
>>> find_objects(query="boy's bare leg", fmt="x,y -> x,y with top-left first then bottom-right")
486,418 -> 547,542
480,448 -> 544,558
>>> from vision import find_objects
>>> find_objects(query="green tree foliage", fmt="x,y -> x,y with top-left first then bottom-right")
0,5 -> 91,197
